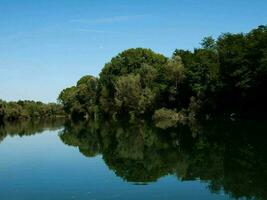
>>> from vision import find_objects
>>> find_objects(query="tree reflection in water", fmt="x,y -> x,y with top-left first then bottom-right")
60,119 -> 267,200
1,118 -> 265,200
0,119 -> 64,143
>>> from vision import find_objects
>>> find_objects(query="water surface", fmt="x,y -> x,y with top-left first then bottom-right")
0,119 -> 266,200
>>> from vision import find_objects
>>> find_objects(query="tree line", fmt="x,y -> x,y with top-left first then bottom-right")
0,100 -> 64,122
2,26 -> 266,123
58,25 -> 267,122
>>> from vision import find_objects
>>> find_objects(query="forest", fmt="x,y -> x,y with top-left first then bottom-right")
1,26 -> 266,124
57,25 -> 267,124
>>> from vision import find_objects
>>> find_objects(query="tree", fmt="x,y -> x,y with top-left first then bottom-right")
98,48 -> 168,116
201,36 -> 216,51
162,55 -> 185,109
58,25 -> 267,120
76,75 -> 98,118
58,86 -> 84,119
216,25 -> 267,116
114,74 -> 155,116
0,100 -> 6,122
174,44 -> 219,115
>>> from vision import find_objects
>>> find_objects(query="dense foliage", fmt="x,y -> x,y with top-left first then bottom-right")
59,26 -> 267,122
0,99 -> 64,122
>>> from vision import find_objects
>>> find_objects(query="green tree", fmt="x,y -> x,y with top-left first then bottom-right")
216,25 -> 267,115
76,75 -> 98,118
99,48 -> 168,115
114,74 -> 155,116
0,100 -> 6,122
58,25 -> 267,120
162,55 -> 185,109
58,86 -> 84,119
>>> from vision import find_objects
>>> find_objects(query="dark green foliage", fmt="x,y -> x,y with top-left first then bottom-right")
173,39 -> 220,115
175,25 -> 267,118
98,48 -> 168,115
216,25 -> 267,116
59,25 -> 267,122
58,75 -> 98,119
0,100 -> 6,122
99,48 -> 167,87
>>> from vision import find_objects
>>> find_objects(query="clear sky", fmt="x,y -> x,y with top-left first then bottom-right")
0,0 -> 267,103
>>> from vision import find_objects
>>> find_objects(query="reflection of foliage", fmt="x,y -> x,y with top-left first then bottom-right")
102,122 -> 183,183
173,120 -> 267,200
0,119 -> 64,143
59,120 -> 101,157
153,108 -> 180,129
60,119 -> 267,200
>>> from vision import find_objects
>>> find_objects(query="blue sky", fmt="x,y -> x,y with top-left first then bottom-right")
0,0 -> 267,103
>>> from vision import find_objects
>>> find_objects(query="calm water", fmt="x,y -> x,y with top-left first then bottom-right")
0,119 -> 266,200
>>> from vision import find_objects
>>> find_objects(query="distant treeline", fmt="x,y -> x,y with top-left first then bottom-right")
0,100 -> 64,122
58,25 -> 267,122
